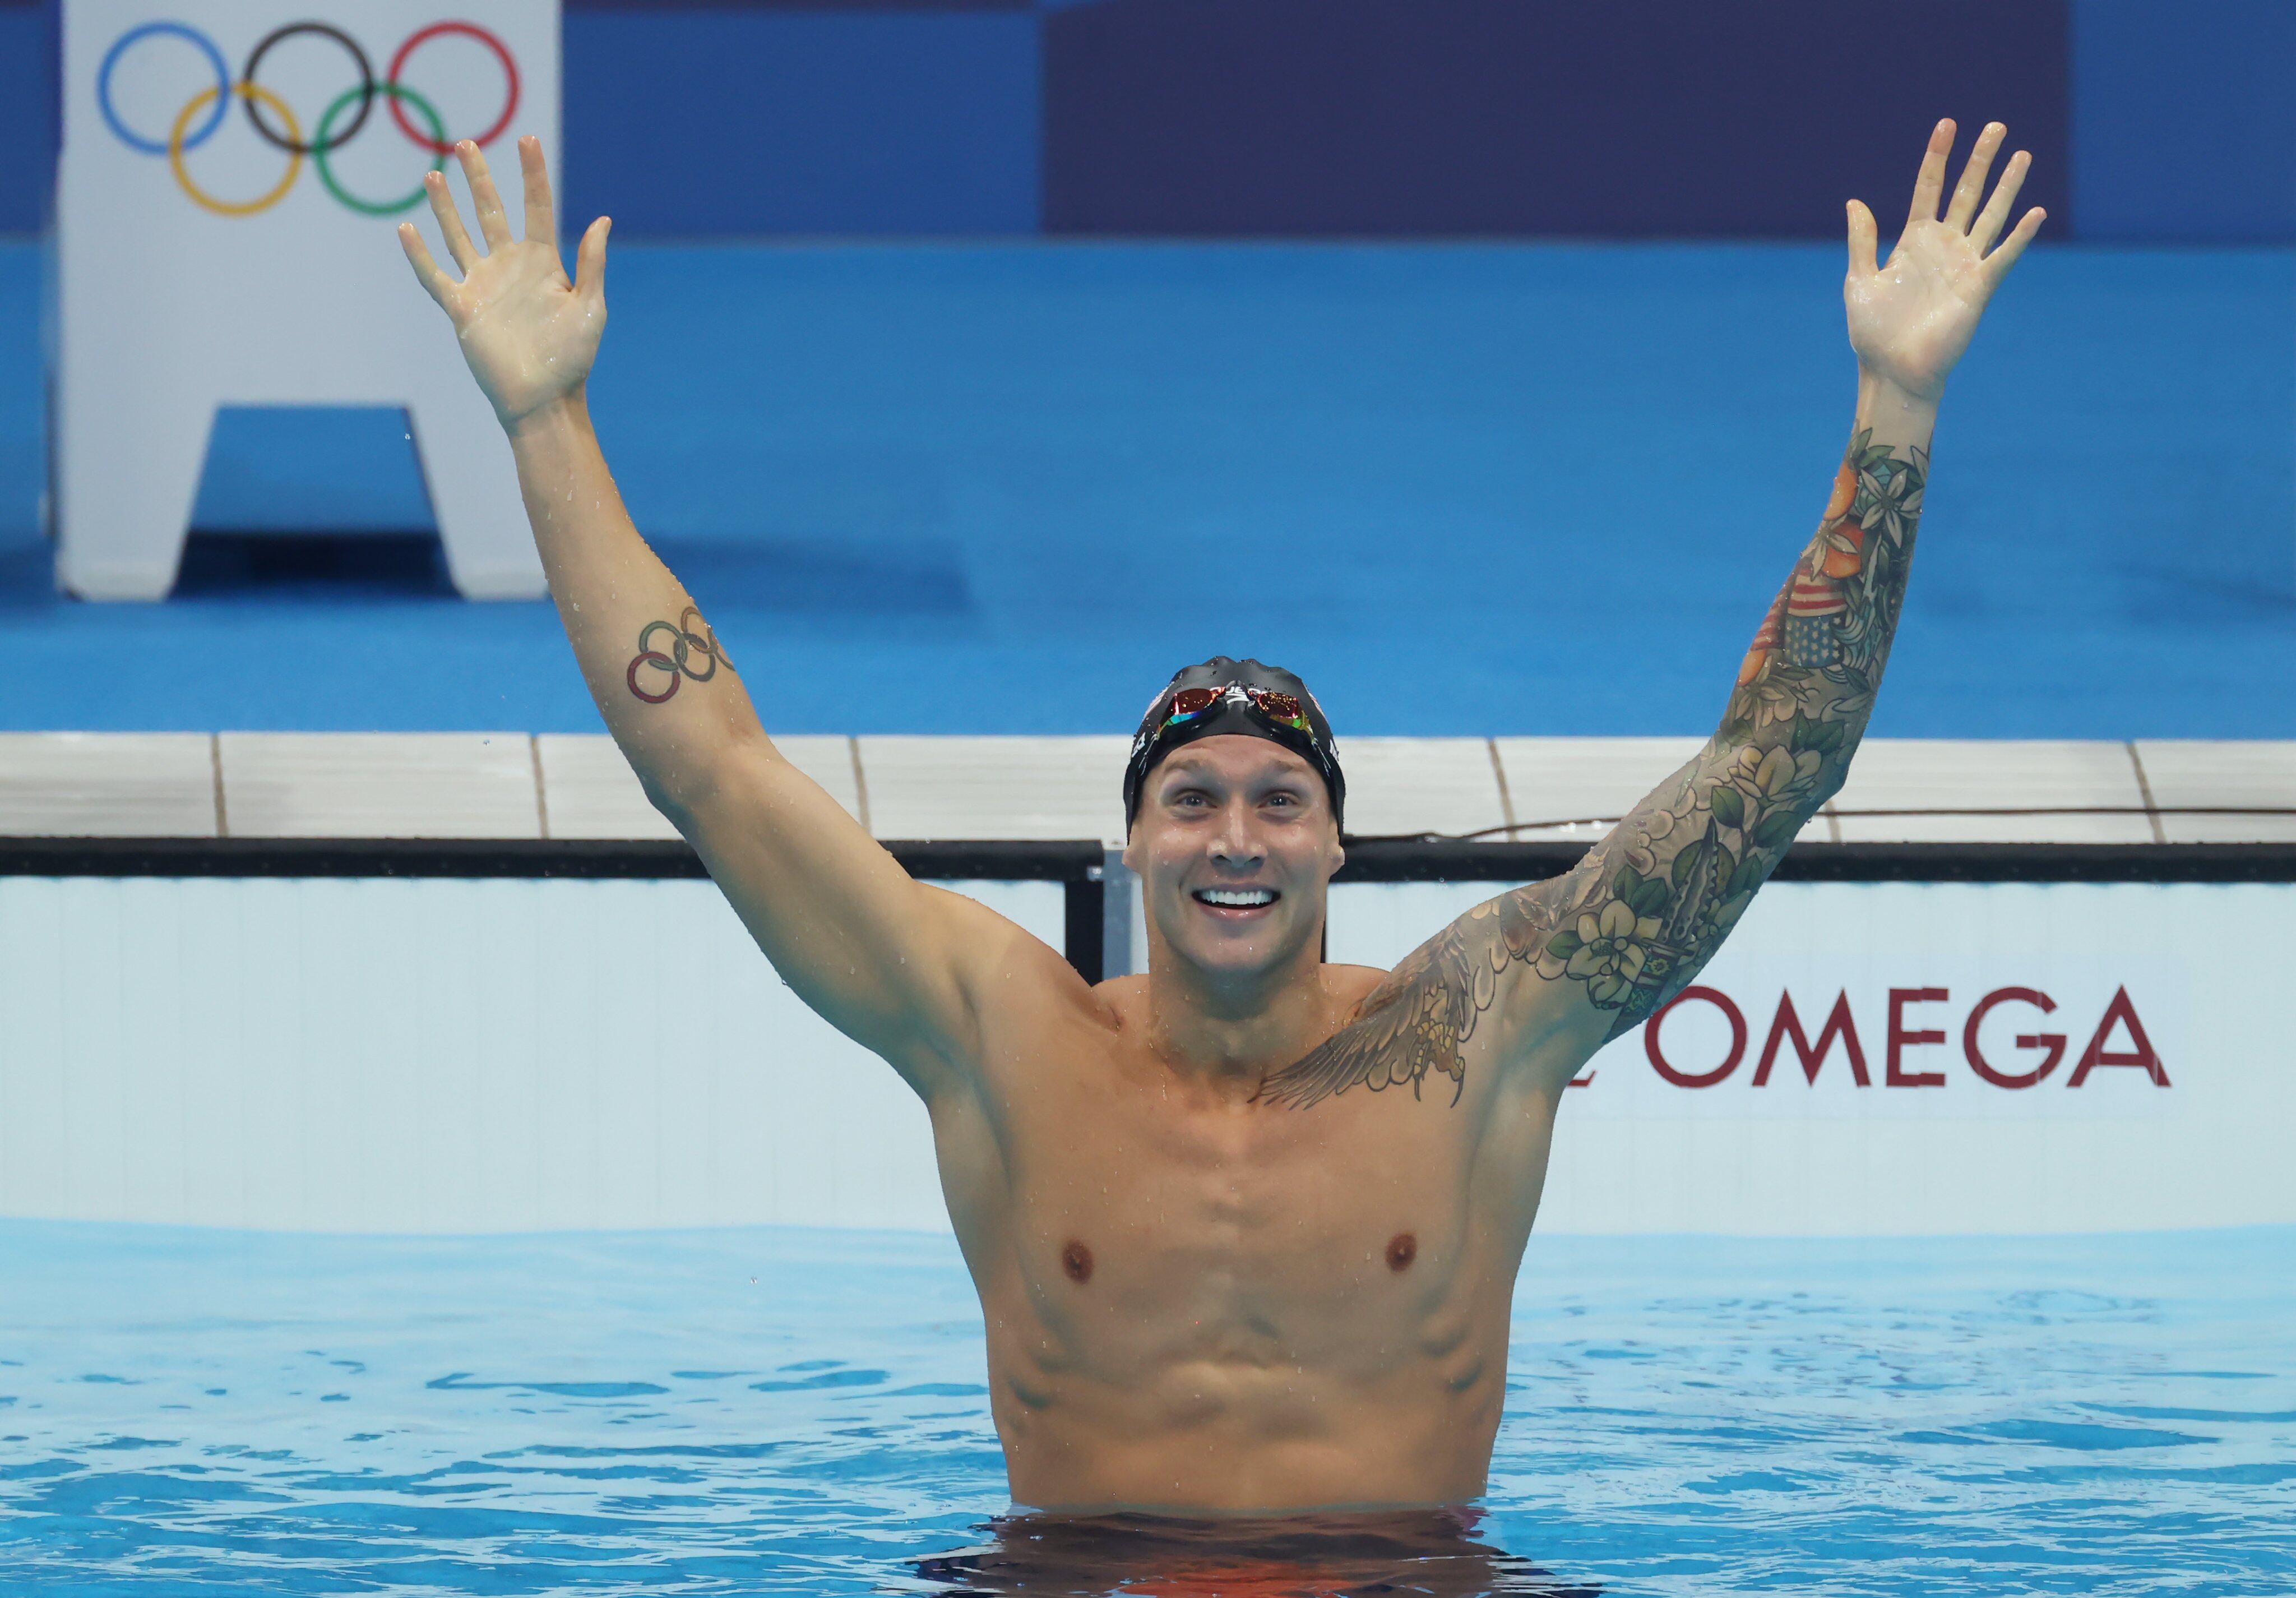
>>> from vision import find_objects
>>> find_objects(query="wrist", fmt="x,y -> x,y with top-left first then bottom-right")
1856,367 -> 1941,434
502,386 -> 591,447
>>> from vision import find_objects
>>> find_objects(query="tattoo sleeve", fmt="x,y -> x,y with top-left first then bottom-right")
1259,426 -> 1926,1109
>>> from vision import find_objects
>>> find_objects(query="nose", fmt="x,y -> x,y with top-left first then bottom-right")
1209,806 -> 1265,871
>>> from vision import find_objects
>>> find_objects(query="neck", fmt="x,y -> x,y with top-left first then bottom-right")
1141,931 -> 1338,1092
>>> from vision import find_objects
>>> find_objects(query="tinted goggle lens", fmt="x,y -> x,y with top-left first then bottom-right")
1251,690 -> 1306,727
1160,685 -> 1311,734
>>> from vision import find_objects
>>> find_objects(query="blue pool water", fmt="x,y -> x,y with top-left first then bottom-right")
1,1222 -> 2292,1595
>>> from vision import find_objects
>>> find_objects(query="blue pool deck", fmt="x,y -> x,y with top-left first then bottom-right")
0,240 -> 2290,739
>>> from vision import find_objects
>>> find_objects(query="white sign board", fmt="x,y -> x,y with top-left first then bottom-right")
0,875 -> 2287,1236
55,2 -> 558,599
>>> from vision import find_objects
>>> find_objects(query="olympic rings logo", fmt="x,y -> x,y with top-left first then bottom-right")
626,608 -> 735,705
97,19 -> 520,218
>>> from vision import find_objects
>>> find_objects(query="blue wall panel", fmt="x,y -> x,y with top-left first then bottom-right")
0,2 -> 55,234
1043,0 -> 2070,238
2072,0 -> 2296,242
560,7 -> 1041,235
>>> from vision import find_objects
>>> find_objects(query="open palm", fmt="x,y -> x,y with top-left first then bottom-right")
1846,120 -> 2045,404
399,137 -> 609,429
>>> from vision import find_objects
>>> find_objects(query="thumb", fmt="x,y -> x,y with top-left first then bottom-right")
1845,199 -> 1880,278
575,215 -> 610,307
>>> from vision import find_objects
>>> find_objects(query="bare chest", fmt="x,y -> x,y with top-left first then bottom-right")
976,1040 -> 1496,1373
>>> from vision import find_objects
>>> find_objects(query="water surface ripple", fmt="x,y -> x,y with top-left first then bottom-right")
0,1223 -> 2289,1594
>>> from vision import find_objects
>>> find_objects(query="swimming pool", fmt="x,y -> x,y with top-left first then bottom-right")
2,1221 -> 2290,1594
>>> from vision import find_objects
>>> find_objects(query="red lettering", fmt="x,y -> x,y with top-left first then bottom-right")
1962,987 -> 2065,1088
1753,990 -> 1869,1087
1886,987 -> 1949,1087
1645,986 -> 1746,1087
1566,1066 -> 1596,1088
2068,986 -> 2170,1086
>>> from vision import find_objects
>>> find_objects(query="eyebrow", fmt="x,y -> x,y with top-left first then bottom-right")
1158,756 -> 1314,787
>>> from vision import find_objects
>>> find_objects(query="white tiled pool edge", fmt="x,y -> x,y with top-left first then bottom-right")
3,733 -> 2291,844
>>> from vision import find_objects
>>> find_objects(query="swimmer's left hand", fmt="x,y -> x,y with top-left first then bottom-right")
1844,119 -> 2045,407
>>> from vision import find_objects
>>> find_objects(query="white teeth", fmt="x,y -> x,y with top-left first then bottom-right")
1197,888 -> 1276,907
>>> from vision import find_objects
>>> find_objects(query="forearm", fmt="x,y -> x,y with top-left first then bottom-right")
1526,375 -> 1936,1040
507,390 -> 766,814
1719,372 -> 1933,774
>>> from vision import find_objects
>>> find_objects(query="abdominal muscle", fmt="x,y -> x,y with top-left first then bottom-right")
988,1314 -> 1508,1512
938,1033 -> 1546,1514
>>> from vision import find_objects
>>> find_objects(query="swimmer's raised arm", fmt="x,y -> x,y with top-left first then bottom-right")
399,138 -> 1045,1096
1260,118 -> 2045,1109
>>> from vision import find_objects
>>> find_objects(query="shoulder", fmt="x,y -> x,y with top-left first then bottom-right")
1321,961 -> 1390,1013
910,884 -> 1122,1058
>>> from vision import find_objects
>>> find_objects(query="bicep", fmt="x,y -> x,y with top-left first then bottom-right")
1507,728 -> 1836,1059
670,738 -> 1019,1092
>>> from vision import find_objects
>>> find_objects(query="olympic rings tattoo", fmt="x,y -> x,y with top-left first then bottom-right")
97,19 -> 521,218
626,608 -> 734,705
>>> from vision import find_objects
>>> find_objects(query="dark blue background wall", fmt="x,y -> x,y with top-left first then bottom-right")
2072,0 -> 2296,242
0,0 -> 2289,239
1040,0 -> 2068,237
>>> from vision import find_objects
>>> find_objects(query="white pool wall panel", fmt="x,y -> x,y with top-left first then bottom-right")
0,874 -> 2286,1237
0,875 -> 1063,1235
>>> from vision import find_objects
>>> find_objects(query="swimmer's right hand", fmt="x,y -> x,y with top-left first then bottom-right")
397,136 -> 608,431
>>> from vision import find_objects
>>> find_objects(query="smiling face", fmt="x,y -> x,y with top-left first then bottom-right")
1122,735 -> 1346,986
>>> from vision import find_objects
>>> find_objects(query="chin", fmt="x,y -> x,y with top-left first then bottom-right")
1160,910 -> 1317,981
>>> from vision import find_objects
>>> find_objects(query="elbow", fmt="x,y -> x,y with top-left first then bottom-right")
634,759 -> 723,829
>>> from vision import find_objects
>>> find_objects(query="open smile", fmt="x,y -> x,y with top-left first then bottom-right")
1191,886 -> 1280,917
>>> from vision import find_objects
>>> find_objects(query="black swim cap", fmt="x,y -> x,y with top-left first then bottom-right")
1123,657 -> 1345,833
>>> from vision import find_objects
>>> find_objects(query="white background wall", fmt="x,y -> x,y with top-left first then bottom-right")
0,875 -> 2286,1235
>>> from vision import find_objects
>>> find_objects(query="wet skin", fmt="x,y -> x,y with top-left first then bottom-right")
919,737 -> 1608,1511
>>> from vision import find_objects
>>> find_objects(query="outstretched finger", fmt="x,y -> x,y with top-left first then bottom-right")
1984,206 -> 2047,283
397,221 -> 453,308
1845,198 -> 1880,278
574,215 -> 610,309
457,140 -> 513,251
517,136 -> 556,247
1943,122 -> 2005,232
1970,149 -> 2031,255
1905,118 -> 1955,232
423,168 -> 479,272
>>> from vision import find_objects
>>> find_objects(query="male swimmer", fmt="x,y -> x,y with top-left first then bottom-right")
401,120 -> 2043,1513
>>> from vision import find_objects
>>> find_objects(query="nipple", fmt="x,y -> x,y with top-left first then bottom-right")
1386,1232 -> 1417,1272
1062,1240 -> 1095,1284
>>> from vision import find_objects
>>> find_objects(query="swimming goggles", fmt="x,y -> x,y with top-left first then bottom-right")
1159,684 -> 1314,736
